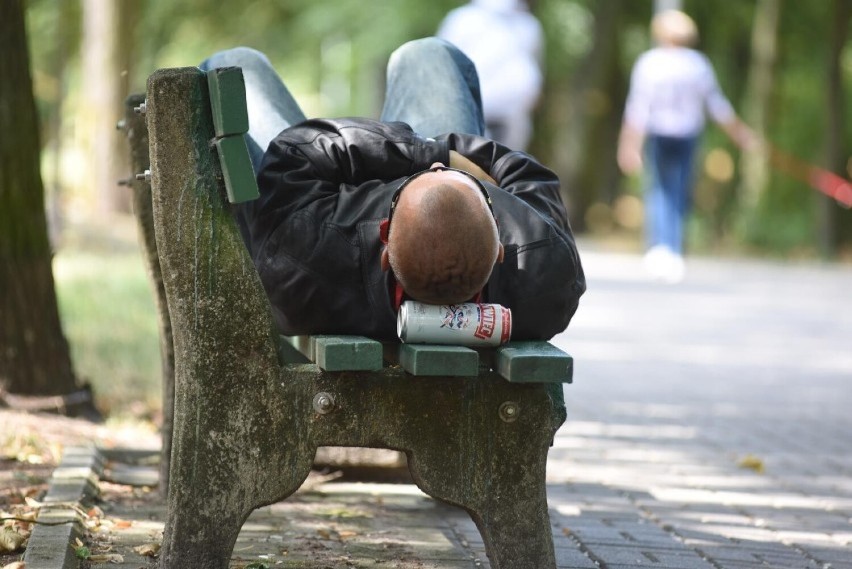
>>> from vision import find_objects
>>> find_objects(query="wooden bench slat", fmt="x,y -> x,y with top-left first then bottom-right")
496,341 -> 573,383
398,344 -> 479,377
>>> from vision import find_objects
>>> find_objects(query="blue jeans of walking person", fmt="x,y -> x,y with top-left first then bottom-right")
200,38 -> 486,175
644,134 -> 698,256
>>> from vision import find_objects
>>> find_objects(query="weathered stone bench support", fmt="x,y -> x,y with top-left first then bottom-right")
121,95 -> 175,496
147,67 -> 565,569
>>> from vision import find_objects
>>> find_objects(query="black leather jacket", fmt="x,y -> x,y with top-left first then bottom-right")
237,118 -> 585,340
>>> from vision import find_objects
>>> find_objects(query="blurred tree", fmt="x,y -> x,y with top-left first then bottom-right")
41,0 -> 79,242
20,0 -> 852,257
0,0 -> 98,419
82,0 -> 140,214
819,0 -> 851,256
738,0 -> 780,218
534,0 -> 651,232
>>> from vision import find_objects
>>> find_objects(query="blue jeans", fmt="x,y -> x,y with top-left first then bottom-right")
644,134 -> 698,254
200,38 -> 485,174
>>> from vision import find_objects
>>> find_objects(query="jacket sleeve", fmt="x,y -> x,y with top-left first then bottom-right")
440,133 -> 570,232
248,118 -> 450,252
440,133 -> 586,340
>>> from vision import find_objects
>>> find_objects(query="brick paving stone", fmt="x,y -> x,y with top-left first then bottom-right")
582,547 -> 716,568
553,544 -> 598,569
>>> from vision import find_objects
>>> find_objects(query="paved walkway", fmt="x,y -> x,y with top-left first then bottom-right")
46,249 -> 852,568
546,248 -> 852,569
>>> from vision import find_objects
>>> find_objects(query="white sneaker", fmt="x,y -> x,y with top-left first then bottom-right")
663,252 -> 685,283
644,245 -> 685,283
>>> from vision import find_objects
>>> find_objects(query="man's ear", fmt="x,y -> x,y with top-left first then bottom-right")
496,243 -> 505,264
381,247 -> 390,271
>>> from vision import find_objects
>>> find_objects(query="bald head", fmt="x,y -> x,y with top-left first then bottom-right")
385,169 -> 502,304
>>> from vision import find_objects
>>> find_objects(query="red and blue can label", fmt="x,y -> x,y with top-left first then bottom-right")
397,301 -> 512,346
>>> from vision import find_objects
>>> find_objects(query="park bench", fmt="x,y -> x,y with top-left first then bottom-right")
124,66 -> 573,569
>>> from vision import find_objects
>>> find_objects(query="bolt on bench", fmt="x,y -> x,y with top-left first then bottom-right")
134,66 -> 573,569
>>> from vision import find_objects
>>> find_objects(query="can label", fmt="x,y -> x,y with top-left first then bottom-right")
397,301 -> 512,346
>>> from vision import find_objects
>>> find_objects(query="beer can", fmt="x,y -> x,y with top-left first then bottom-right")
397,301 -> 512,346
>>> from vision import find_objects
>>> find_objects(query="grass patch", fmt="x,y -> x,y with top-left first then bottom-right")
53,249 -> 161,419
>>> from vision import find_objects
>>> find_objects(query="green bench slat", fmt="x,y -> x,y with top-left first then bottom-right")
213,135 -> 259,204
282,335 -> 383,371
282,335 -> 571,382
496,341 -> 573,383
312,336 -> 383,372
206,67 -> 249,137
398,344 -> 479,377
285,335 -> 314,360
206,67 -> 259,204
277,335 -> 311,364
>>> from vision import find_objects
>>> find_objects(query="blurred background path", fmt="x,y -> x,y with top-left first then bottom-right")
545,243 -> 852,568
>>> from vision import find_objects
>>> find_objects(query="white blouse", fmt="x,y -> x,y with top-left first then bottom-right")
624,46 -> 735,138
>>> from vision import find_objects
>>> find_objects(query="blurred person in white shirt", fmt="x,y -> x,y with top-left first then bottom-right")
618,9 -> 754,283
438,0 -> 543,151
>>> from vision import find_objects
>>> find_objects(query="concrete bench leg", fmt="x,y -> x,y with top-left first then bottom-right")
122,93 -> 176,497
284,365 -> 566,569
159,377 -> 316,568
401,380 -> 563,569
146,67 -> 318,569
304,372 -> 565,568
458,463 -> 555,569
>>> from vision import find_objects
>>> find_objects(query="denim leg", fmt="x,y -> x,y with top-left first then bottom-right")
380,37 -> 485,138
200,47 -> 306,174
644,136 -> 697,254
645,137 -> 670,250
675,137 -> 698,222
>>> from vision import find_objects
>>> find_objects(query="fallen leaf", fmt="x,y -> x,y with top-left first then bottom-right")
87,506 -> 105,518
86,553 -> 124,563
337,530 -> 357,539
71,538 -> 90,560
9,511 -> 37,525
112,519 -> 133,529
0,528 -> 27,553
316,528 -> 331,540
23,498 -> 42,509
1,561 -> 26,569
133,542 -> 161,557
319,508 -> 372,519
737,454 -> 765,474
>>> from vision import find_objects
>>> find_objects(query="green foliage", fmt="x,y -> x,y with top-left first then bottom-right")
135,0 -> 464,117
54,250 -> 160,417
22,0 -> 852,259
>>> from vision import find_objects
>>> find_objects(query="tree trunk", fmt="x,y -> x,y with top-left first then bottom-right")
0,0 -> 98,419
82,0 -> 130,214
739,0 -> 780,212
818,0 -> 851,256
554,0 -> 624,231
44,0 -> 76,245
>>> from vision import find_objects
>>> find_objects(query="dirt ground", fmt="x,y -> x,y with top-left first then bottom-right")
0,409 -> 160,567
0,409 -> 464,569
